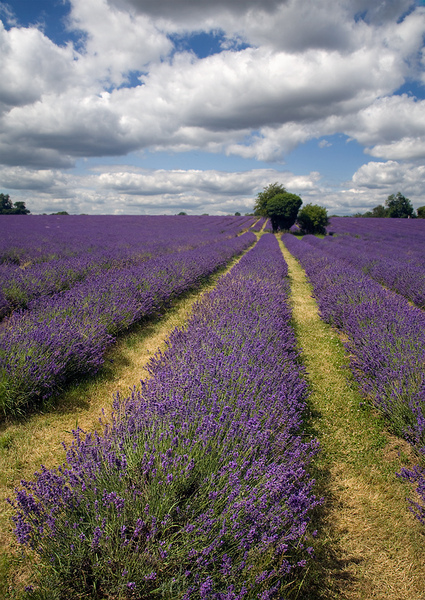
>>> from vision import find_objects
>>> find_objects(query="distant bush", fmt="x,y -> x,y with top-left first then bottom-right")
297,204 -> 329,235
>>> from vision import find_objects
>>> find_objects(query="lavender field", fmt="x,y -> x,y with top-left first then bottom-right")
0,215 -> 256,416
3,215 -> 425,599
9,231 -> 319,599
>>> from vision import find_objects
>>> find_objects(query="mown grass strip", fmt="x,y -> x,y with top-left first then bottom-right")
279,237 -> 425,600
0,239 -> 259,599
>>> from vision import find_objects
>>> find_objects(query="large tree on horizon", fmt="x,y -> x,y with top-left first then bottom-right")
266,193 -> 302,232
0,194 -> 30,215
385,192 -> 414,218
253,183 -> 287,216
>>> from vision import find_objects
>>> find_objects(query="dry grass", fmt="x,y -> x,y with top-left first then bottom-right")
0,245 -> 255,597
279,237 -> 425,600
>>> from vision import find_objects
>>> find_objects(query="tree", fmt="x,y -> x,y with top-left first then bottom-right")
0,194 -> 30,215
13,201 -> 30,215
254,183 -> 287,216
0,193 -> 13,213
371,204 -> 388,218
297,203 -> 329,234
417,206 -> 425,219
385,192 -> 414,218
266,192 -> 302,232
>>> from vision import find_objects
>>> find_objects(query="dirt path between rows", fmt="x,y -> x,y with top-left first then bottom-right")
279,238 -> 425,600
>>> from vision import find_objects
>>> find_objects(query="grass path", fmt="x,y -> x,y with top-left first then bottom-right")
0,241 -> 258,598
279,238 -> 425,600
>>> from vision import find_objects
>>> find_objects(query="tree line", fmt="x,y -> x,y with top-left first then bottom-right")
0,193 -> 30,215
253,183 -> 329,234
253,185 -> 425,231
353,192 -> 425,219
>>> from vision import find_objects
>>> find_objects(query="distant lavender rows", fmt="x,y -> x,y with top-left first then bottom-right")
0,215 -> 257,318
304,217 -> 425,309
328,216 -> 425,248
283,233 -> 425,523
250,216 -> 267,231
11,234 -> 319,599
0,223 -> 256,415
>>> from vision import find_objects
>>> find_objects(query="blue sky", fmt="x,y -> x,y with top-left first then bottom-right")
1,0 -> 425,214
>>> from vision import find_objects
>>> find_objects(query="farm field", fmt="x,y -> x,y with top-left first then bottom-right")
1,215 -> 425,599
0,215 -> 256,416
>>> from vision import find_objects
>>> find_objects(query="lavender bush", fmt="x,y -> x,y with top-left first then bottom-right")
282,233 -> 425,523
10,234 -> 319,599
0,232 -> 255,416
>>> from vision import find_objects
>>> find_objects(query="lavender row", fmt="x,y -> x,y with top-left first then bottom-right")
250,217 -> 266,231
0,215 -> 256,318
303,226 -> 425,308
0,232 -> 256,416
282,233 -> 425,522
11,233 -> 319,599
263,219 -> 273,232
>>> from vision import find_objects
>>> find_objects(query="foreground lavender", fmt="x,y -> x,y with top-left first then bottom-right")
283,233 -> 425,523
0,232 -> 255,416
11,234 -> 319,599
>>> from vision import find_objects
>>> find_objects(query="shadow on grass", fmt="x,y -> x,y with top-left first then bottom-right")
296,405 -> 362,600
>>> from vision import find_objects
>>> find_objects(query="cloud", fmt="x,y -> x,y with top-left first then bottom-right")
68,0 -> 172,87
0,21 -> 76,113
336,94 -> 425,160
0,2 -> 18,27
352,160 -> 405,188
108,0 -> 285,26
0,1 -> 424,168
4,160 -> 425,216
352,160 -> 425,196
1,164 -> 321,214
1,0 -> 425,216
0,166 -> 66,190
1,26 -> 418,167
109,0 -> 417,52
96,166 -> 320,196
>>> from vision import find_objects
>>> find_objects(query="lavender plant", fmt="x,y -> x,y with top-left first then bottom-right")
10,234 -> 319,599
250,217 -> 266,232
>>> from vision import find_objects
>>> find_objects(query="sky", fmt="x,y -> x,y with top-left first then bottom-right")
1,0 -> 425,215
